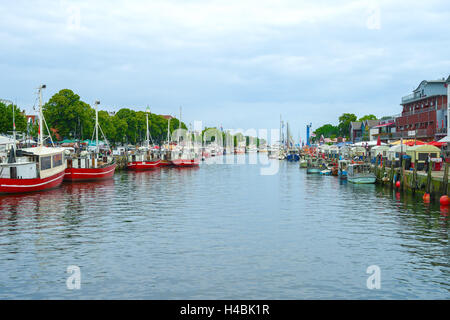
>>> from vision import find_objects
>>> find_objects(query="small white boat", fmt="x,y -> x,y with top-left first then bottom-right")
347,163 -> 376,184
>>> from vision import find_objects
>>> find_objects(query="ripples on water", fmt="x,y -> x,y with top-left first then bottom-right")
0,155 -> 449,299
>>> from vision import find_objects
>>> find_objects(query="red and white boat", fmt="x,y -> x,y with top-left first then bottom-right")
0,85 -> 66,194
169,106 -> 200,167
171,157 -> 200,167
127,108 -> 161,171
65,157 -> 117,181
64,100 -> 117,182
127,157 -> 161,170
0,147 -> 66,194
171,148 -> 200,167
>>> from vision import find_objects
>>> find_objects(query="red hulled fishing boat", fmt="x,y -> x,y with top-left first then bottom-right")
64,100 -> 116,182
171,157 -> 200,167
126,158 -> 161,170
126,107 -> 161,171
0,85 -> 66,194
65,160 -> 117,181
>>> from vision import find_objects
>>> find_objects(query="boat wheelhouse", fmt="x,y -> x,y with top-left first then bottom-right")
0,146 -> 66,194
347,163 -> 376,184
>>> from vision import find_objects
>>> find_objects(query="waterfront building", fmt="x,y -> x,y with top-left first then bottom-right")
395,77 -> 449,141
350,120 -> 380,143
371,117 -> 397,143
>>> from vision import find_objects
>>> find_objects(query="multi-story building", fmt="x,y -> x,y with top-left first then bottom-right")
394,77 -> 449,141
370,117 -> 397,143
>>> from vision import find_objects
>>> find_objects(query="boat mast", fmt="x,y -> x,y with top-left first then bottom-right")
38,85 -> 46,147
12,102 -> 16,148
286,122 -> 289,149
95,100 -> 100,154
146,106 -> 151,149
279,115 -> 282,147
179,106 -> 182,146
167,116 -> 170,145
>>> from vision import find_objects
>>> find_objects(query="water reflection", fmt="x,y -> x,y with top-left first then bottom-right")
0,158 -> 449,299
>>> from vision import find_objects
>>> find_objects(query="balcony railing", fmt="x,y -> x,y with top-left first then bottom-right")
391,128 -> 446,139
401,93 -> 416,104
398,107 -> 436,117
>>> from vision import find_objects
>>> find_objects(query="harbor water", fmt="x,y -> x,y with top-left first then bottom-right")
0,155 -> 449,299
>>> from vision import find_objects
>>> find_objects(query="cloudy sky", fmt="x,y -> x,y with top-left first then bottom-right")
1,0 -> 449,141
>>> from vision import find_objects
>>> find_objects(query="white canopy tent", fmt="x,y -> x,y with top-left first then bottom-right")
387,144 -> 410,161
438,136 -> 450,143
371,145 -> 390,158
353,141 -> 388,147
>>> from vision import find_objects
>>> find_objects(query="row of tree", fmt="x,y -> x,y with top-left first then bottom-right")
312,113 -> 379,142
2,89 -> 265,148
42,89 -> 187,146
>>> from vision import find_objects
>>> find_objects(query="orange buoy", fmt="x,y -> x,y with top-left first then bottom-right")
423,193 -> 431,202
395,181 -> 400,188
439,195 -> 450,206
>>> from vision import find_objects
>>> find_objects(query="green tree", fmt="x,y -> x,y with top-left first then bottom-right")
338,113 -> 357,138
0,102 -> 27,135
313,124 -> 339,141
43,89 -> 94,141
111,116 -> 128,144
358,114 -> 377,122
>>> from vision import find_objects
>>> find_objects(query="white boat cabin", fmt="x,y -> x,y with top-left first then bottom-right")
65,150 -> 113,169
0,147 -> 66,179
128,148 -> 160,162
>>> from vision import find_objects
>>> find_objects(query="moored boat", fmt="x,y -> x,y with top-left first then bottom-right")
347,163 -> 376,184
170,107 -> 200,167
127,107 -> 161,171
0,85 -> 66,194
306,158 -> 322,174
286,149 -> 300,162
171,156 -> 200,167
65,153 -> 116,181
64,100 -> 116,182
338,159 -> 350,179
127,148 -> 161,170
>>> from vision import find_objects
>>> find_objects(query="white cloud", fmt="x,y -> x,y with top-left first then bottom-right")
0,0 -> 449,138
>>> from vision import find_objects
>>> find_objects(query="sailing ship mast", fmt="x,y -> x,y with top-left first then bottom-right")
179,106 -> 182,147
146,106 -> 151,149
38,85 -> 46,147
95,100 -> 100,154
167,116 -> 170,145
